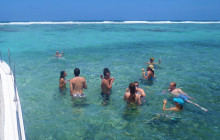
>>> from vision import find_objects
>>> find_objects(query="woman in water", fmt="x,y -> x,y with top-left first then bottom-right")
145,64 -> 155,79
124,83 -> 141,106
59,71 -> 69,89
163,98 -> 184,111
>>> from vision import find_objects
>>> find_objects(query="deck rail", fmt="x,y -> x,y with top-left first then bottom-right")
3,48 -> 25,140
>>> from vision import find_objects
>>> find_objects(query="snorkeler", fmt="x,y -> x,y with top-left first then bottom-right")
55,51 -> 63,57
124,83 -> 141,106
145,65 -> 156,80
163,98 -> 184,111
59,71 -> 70,89
145,57 -> 161,65
69,68 -> 87,98
168,82 -> 208,112
100,68 -> 115,105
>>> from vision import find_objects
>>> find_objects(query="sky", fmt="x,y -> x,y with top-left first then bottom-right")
0,0 -> 220,21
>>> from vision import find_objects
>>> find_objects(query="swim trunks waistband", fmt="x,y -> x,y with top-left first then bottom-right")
72,93 -> 86,98
177,94 -> 189,101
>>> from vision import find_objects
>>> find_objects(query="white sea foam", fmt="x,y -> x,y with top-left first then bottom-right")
0,21 -> 220,25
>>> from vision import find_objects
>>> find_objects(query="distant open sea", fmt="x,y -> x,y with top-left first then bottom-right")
0,21 -> 220,139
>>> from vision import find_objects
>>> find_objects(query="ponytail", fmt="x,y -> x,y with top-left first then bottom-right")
128,83 -> 136,102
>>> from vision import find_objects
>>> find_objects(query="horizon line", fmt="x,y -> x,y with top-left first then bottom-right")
1,20 -> 220,25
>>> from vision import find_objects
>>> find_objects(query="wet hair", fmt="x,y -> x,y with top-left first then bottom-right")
172,82 -> 177,87
60,71 -> 65,79
74,68 -> 80,76
150,57 -> 154,62
128,83 -> 136,103
103,68 -> 110,76
147,67 -> 154,75
134,81 -> 139,85
176,103 -> 183,110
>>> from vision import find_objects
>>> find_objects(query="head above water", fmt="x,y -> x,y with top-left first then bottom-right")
129,83 -> 136,94
173,98 -> 184,105
147,65 -> 155,74
134,81 -> 139,87
56,51 -> 59,55
169,82 -> 177,90
128,83 -> 136,102
150,57 -> 154,62
74,68 -> 80,76
60,71 -> 67,79
103,68 -> 110,77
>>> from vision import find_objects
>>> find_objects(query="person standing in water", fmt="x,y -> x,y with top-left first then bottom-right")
100,68 -> 115,105
55,51 -> 63,57
145,57 -> 161,65
168,82 -> 208,112
59,71 -> 69,89
145,64 -> 155,80
163,98 -> 184,111
124,83 -> 141,106
69,68 -> 87,98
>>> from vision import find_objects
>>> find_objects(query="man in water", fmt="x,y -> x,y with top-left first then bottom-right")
168,82 -> 208,111
69,68 -> 87,97
168,82 -> 193,100
134,81 -> 146,98
101,68 -> 115,105
145,57 -> 161,65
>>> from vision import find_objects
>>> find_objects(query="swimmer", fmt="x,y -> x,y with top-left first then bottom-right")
145,57 -> 161,65
69,68 -> 87,98
124,83 -> 141,106
55,51 -> 63,57
163,98 -> 184,111
145,65 -> 156,79
169,82 -> 193,99
101,68 -> 115,105
59,71 -> 69,89
168,82 -> 208,112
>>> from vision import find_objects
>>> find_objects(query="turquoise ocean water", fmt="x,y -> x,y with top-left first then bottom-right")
0,21 -> 220,139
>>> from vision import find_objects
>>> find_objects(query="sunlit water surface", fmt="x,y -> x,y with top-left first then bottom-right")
0,23 -> 220,139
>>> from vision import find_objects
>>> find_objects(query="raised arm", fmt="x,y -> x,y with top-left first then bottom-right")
104,78 -> 114,90
137,88 -> 146,97
123,92 -> 128,101
59,78 -> 66,88
162,100 -> 176,111
137,95 -> 141,106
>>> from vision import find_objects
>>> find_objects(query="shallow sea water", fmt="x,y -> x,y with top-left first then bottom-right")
0,22 -> 220,139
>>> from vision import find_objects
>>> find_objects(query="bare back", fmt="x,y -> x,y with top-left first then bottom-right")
124,92 -> 141,106
170,88 -> 183,96
70,77 -> 87,95
101,78 -> 114,94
